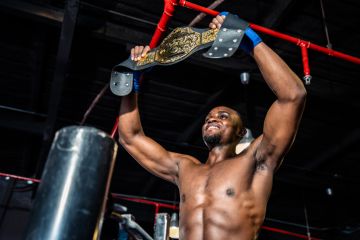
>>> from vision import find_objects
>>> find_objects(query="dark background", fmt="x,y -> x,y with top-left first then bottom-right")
0,0 -> 360,239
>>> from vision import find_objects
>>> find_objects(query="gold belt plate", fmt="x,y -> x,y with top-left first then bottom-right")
136,27 -> 218,67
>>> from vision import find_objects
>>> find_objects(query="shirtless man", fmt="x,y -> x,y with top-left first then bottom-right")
118,14 -> 306,240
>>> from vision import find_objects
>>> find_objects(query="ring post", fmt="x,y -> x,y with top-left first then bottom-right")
24,126 -> 118,240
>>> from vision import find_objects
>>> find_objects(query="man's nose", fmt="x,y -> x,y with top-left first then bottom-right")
207,117 -> 217,123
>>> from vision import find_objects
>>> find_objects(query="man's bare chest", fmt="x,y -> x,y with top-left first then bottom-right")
178,159 -> 256,197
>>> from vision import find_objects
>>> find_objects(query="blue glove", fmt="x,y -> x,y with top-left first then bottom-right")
133,71 -> 141,93
219,11 -> 262,54
241,28 -> 262,54
132,66 -> 154,93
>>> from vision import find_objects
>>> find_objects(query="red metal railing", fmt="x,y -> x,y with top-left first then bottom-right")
179,0 -> 360,85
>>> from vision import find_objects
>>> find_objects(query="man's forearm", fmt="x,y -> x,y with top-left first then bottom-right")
253,43 -> 306,101
118,93 -> 144,143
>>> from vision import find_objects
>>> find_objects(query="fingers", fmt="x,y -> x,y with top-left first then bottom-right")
143,46 -> 151,56
130,48 -> 135,60
209,15 -> 226,29
131,45 -> 143,61
216,15 -> 226,28
131,45 -> 150,61
209,22 -> 217,29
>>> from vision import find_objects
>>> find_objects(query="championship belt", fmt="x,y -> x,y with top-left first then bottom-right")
110,13 -> 248,96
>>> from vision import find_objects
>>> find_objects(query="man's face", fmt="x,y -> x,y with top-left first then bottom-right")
202,106 -> 243,149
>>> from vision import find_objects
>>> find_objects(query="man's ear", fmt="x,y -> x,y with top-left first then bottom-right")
241,127 -> 247,138
238,127 -> 247,138
236,127 -> 247,138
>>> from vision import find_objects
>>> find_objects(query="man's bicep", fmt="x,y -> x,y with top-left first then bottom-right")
260,100 -> 305,168
119,135 -> 179,183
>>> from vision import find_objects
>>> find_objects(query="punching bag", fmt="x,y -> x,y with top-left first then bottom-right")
24,126 -> 118,240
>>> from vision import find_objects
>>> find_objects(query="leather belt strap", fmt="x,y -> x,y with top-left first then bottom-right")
203,14 -> 249,59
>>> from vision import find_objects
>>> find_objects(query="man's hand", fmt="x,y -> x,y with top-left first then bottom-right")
209,14 -> 226,29
131,45 -> 151,61
129,45 -> 151,93
209,12 -> 262,54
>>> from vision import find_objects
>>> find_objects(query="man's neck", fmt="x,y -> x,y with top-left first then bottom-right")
206,143 -> 237,166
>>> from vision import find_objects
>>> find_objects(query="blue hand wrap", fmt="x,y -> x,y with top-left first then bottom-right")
219,11 -> 229,16
241,28 -> 262,54
218,11 -> 262,54
133,71 -> 141,93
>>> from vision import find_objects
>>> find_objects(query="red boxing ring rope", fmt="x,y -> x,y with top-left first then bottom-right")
0,172 -> 41,183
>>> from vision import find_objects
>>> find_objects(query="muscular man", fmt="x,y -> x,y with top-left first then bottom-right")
118,14 -> 306,240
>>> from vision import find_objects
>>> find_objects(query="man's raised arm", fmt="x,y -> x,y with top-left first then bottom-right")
117,47 -> 181,184
253,42 -> 307,171
210,14 -> 306,171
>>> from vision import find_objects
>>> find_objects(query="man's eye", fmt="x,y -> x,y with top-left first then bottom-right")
219,114 -> 228,119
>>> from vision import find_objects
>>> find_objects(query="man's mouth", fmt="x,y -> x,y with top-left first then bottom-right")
206,123 -> 221,130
